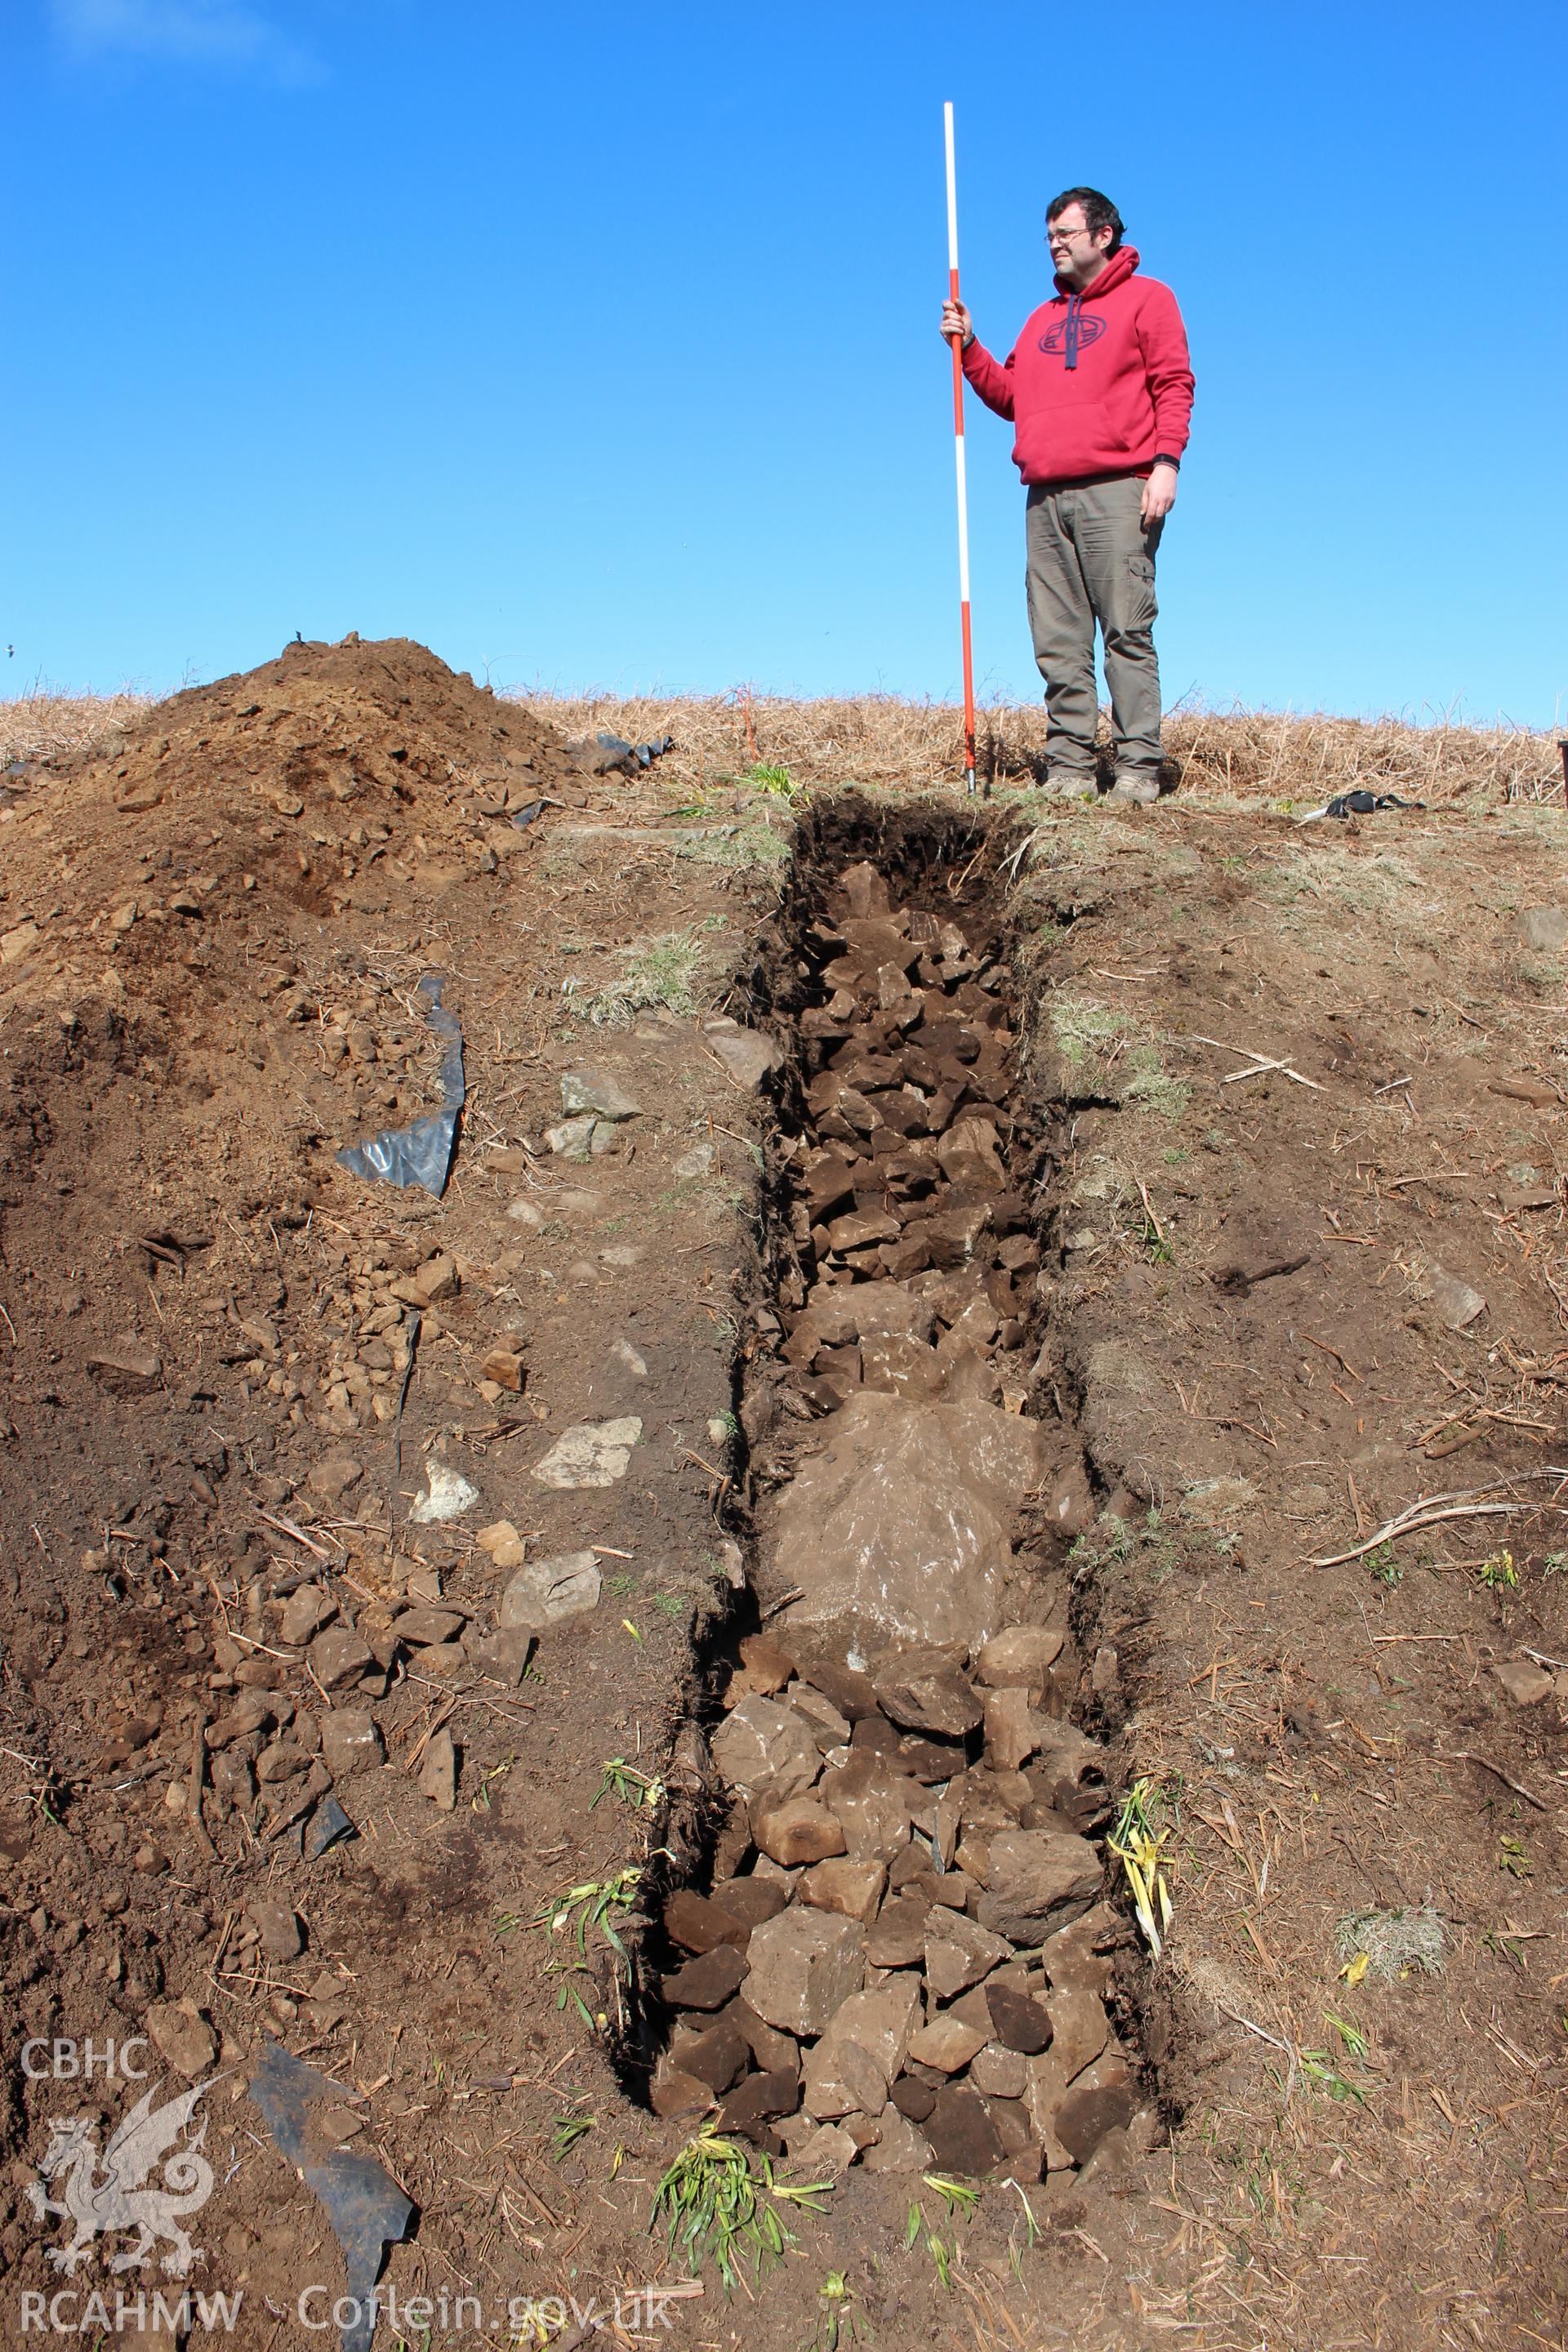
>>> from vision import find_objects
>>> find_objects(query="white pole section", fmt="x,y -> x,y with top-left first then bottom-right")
943,102 -> 978,796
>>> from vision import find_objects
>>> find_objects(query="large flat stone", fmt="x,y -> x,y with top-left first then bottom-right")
710,1695 -> 821,1802
803,1979 -> 921,2121
743,1909 -> 866,2038
977,1829 -> 1102,1946
768,1392 -> 1048,1648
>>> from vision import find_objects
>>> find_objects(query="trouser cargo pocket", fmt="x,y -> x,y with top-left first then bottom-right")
1125,553 -> 1158,631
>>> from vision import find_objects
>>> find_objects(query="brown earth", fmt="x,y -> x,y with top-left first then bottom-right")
1,638 -> 1566,2352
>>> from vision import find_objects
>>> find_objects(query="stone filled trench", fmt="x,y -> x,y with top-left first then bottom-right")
629,806 -> 1155,2187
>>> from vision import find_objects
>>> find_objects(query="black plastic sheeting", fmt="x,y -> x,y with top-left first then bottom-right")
248,2042 -> 415,2352
596,728 -> 674,769
1303,790 -> 1428,823
336,974 -> 465,1197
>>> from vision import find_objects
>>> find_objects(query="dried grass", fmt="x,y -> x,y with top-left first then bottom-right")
0,687 -> 152,767
3,679 -> 1559,812
506,686 -> 1562,809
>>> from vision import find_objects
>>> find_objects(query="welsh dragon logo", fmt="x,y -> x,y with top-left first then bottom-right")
27,2077 -> 220,2277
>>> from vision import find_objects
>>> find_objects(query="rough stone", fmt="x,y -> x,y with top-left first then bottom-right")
663,1889 -> 752,1953
499,1551 -> 601,1628
865,1895 -> 931,1969
247,1896 -> 303,1962
1517,906 -> 1568,953
650,2065 -> 713,2121
146,2000 -> 219,2081
279,1585 -> 337,1646
817,1753 -> 912,1864
560,1068 -> 643,1120
390,1253 -> 459,1308
417,1727 -> 457,1810
861,2102 -> 935,2172
309,1626 -> 374,1692
719,2069 -> 800,2139
1054,2072 -> 1138,2166
467,1625 -> 536,1686
743,1909 -> 866,2038
736,1633 -> 795,1692
703,1025 -> 784,1091
390,1606 -> 466,1648
924,2083 -> 1004,2176
1423,1260 -> 1486,1332
662,1946 -> 751,2011
906,2016 -> 986,2074
977,1829 -> 1102,1945
476,1520 -> 528,1570
1494,1658 -> 1554,1706
890,2074 -> 937,2123
710,1696 -> 820,1802
771,1392 -> 1046,1648
924,1910 -> 1011,2002
408,1462 -> 479,1522
974,1625 -> 1065,1690
969,2042 -> 1028,2100
318,1708 -> 384,1780
726,1997 -> 802,2078
803,1978 -> 921,2122
874,1658 -> 984,1739
531,1418 -> 641,1489
786,1685 -> 853,1750
711,1878 -> 791,1931
936,1116 -> 1005,1192
305,1451 -> 363,1505
1037,1988 -> 1111,2085
983,1686 -> 1045,1771
986,1981 -> 1054,2056
753,1795 -> 846,1868
668,2016 -> 749,2093
799,1856 -> 886,1923
782,1281 -> 938,1365
789,2123 -> 858,2177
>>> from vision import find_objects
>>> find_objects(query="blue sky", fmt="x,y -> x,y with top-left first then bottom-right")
8,0 -> 1566,725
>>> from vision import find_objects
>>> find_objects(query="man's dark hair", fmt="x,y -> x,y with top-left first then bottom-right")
1047,186 -> 1125,256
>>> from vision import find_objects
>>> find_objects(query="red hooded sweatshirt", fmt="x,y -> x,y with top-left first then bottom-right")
961,245 -> 1194,488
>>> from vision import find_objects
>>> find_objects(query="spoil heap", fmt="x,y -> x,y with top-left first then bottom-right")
651,858 -> 1143,2180
87,632 -> 574,834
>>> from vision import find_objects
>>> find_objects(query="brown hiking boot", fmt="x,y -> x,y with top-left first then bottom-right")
1107,771 -> 1160,807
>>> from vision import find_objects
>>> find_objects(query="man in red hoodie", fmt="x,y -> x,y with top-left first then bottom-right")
942,187 -> 1194,805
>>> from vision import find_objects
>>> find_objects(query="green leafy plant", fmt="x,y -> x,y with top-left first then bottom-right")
1478,1548 -> 1519,1592
1298,2049 -> 1368,2107
1499,1833 -> 1533,1880
739,760 -> 798,798
1108,1778 -> 1174,1958
805,2271 -> 866,2352
651,2128 -> 832,2290
550,2107 -> 596,2160
591,1757 -> 666,1811
1365,1542 -> 1403,1588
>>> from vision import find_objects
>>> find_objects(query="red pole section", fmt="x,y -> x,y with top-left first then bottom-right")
943,100 -> 978,797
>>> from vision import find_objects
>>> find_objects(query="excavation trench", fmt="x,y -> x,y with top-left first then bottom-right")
627,801 -> 1156,2185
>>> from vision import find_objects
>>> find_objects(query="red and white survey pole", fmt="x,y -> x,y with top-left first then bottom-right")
943,100 -> 979,798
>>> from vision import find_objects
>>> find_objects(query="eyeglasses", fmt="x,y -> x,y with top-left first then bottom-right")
1046,225 -> 1098,243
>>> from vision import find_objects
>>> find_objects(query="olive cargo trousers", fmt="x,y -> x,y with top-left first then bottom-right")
1024,474 -> 1165,783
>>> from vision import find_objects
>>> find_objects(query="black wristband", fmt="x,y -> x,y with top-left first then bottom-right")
1152,452 -> 1181,470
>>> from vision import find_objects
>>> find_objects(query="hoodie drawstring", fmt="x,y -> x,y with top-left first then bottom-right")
1064,292 -> 1080,370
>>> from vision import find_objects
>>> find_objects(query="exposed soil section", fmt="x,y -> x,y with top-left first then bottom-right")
2,647 -> 1566,2350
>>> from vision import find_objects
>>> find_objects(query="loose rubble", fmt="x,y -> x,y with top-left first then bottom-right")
650,861 -> 1138,2179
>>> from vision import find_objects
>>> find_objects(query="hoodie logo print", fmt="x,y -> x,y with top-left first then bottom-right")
1039,314 -> 1107,357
